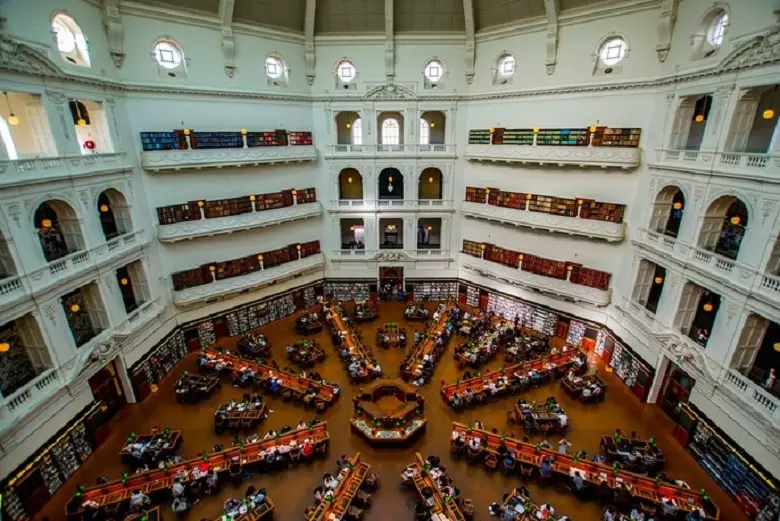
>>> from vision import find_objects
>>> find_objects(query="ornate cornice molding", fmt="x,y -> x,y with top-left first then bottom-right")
1,26 -> 780,103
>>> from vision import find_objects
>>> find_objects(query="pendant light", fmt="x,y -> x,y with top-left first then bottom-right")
387,175 -> 394,193
654,276 -> 664,284
0,342 -> 10,353
346,122 -> 351,129
694,96 -> 709,123
75,100 -> 86,126
3,92 -> 19,126
763,86 -> 778,119
70,303 -> 81,312
702,302 -> 713,312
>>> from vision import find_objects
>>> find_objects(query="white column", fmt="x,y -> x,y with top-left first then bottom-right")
404,217 -> 416,250
706,298 -> 749,370
700,85 -> 736,153
647,354 -> 670,404
38,298 -> 79,367
653,269 -> 683,328
41,90 -> 82,156
114,354 -> 137,403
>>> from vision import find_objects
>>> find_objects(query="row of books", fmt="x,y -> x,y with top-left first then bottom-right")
140,129 -> 314,151
156,188 -> 316,225
462,239 -> 611,291
465,186 -> 625,223
467,127 -> 641,148
171,240 -> 321,291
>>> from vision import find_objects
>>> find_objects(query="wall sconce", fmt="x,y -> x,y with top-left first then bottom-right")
250,195 -> 256,201
209,265 -> 216,272
347,177 -> 353,184
428,177 -> 434,183
346,122 -> 351,129
198,201 -> 205,208
694,114 -> 705,123
296,244 -> 302,250
566,265 -> 573,272
427,225 -> 432,231
292,190 -> 297,196
526,193 -> 532,200
589,125 -> 597,132
257,255 -> 263,261
430,121 -> 435,128
533,127 -> 540,134
183,128 -> 191,135
240,128 -> 247,135
480,243 -> 486,250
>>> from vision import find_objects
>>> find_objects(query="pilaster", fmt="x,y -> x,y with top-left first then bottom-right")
700,84 -> 735,152
98,272 -> 129,326
41,90 -> 82,156
706,296 -> 748,371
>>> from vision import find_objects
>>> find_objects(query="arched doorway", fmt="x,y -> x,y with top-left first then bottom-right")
418,168 -> 443,200
338,168 -> 363,200
34,200 -> 84,262
648,185 -> 685,238
98,188 -> 133,240
378,168 -> 403,200
698,195 -> 749,260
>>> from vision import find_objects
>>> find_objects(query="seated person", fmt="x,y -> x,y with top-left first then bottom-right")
130,490 -> 151,510
171,496 -> 188,514
503,450 -> 515,468
572,471 -> 586,491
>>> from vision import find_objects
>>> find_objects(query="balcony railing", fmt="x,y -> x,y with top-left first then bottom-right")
0,299 -> 162,435
461,201 -> 624,242
638,228 -> 780,308
330,199 -> 454,212
0,230 -> 146,311
459,253 -> 612,306
0,153 -> 130,186
724,369 -> 779,424
656,149 -> 780,181
172,253 -> 325,306
326,144 -> 456,157
330,249 -> 452,262
142,146 -> 317,172
465,144 -> 641,169
158,203 -> 322,243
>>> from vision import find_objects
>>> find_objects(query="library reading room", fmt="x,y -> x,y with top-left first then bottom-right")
1,2 -> 780,521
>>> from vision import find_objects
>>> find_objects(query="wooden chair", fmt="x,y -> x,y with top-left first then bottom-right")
347,505 -> 364,521
466,446 -> 481,463
484,453 -> 498,472
363,472 -> 379,490
461,499 -> 475,519
316,401 -> 327,412
356,490 -> 372,506
519,464 -> 534,480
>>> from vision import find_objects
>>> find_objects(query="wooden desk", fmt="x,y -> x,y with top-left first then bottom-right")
76,423 -> 329,517
296,315 -> 323,335
408,453 -> 467,521
404,306 -> 429,322
287,340 -> 326,367
120,431 -> 183,465
237,333 -> 270,359
176,374 -> 220,403
354,304 -> 378,323
377,323 -> 406,348
561,374 -> 607,400
601,435 -> 665,469
440,350 -> 581,405
214,403 -> 267,433
306,453 -> 370,521
126,506 -> 162,521
402,303 -> 456,380
328,306 -> 380,381
202,349 -> 339,406
450,423 -> 717,519
216,498 -> 275,521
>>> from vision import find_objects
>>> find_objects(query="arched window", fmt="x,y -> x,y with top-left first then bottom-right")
153,40 -> 184,69
382,119 -> 400,145
419,119 -> 430,145
52,14 -> 90,67
497,54 -> 515,77
336,60 -> 356,83
265,56 -> 284,79
707,12 -> 729,47
0,118 -> 18,160
599,38 -> 628,66
352,118 -> 363,146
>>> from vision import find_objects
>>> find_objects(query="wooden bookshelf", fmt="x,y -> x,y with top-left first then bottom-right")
522,255 -> 567,279
191,131 -> 243,149
140,131 -> 187,151
156,202 -> 202,225
295,188 -> 317,204
172,267 -> 210,291
494,190 -> 529,210
591,127 -> 641,148
580,200 -> 625,222
468,129 -> 491,144
536,128 -> 589,146
500,129 -> 534,145
299,240 -> 321,258
462,240 -> 483,258
288,131 -> 313,145
464,186 -> 488,203
570,266 -> 611,290
528,195 -> 578,217
484,244 -> 519,268
204,197 -> 253,219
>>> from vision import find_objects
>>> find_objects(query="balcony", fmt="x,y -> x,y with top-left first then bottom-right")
329,199 -> 454,213
0,298 -> 163,435
723,369 -> 780,425
0,230 -> 147,311
158,203 -> 322,243
461,201 -> 624,242
141,146 -> 317,172
465,144 -> 641,169
636,228 -> 780,310
172,253 -> 325,307
653,150 -> 780,182
459,253 -> 612,306
330,249 -> 452,263
324,144 -> 457,159
0,153 -> 131,186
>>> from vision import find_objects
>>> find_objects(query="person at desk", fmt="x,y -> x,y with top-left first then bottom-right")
323,472 -> 339,489
172,478 -> 186,498
540,457 -> 553,479
172,496 -> 189,514
130,490 -> 151,510
572,471 -> 586,492
503,450 -> 516,469
629,508 -> 645,521
537,504 -> 555,520
593,453 -> 606,463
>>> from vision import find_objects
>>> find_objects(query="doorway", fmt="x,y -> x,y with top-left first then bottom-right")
379,266 -> 404,293
659,363 -> 696,420
89,360 -> 127,419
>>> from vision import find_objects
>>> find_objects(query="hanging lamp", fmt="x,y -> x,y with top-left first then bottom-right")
4,92 -> 19,126
75,101 -> 86,126
763,86 -> 777,119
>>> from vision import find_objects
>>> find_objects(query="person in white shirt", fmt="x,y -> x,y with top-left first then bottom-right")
171,478 -> 185,497
130,490 -> 151,509
323,473 -> 338,490
557,413 -> 568,428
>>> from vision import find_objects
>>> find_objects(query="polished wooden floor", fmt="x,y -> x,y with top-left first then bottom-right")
36,301 -> 748,521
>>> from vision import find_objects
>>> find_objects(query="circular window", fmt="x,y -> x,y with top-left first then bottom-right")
266,56 -> 283,79
599,38 -> 628,66
52,19 -> 76,53
498,55 -> 515,77
336,60 -> 356,83
153,41 -> 183,69
707,12 -> 728,47
424,60 -> 444,83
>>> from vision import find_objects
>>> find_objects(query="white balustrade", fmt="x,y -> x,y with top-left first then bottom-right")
330,199 -> 453,212
326,144 -> 456,157
657,150 -> 779,181
724,369 -> 779,423
465,144 -> 641,169
0,153 -> 130,185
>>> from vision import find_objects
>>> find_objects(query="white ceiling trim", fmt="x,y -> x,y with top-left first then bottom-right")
305,0 -> 316,85
218,0 -> 236,78
314,32 -> 465,45
462,0 -> 475,85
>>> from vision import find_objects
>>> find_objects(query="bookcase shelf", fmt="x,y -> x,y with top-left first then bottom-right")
324,281 -> 372,301
140,131 -> 187,151
464,186 -> 488,203
528,195 -> 577,217
171,240 -> 320,292
468,129 -> 491,144
191,132 -> 243,150
289,131 -> 314,146
462,240 -> 483,258
591,127 -> 641,148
